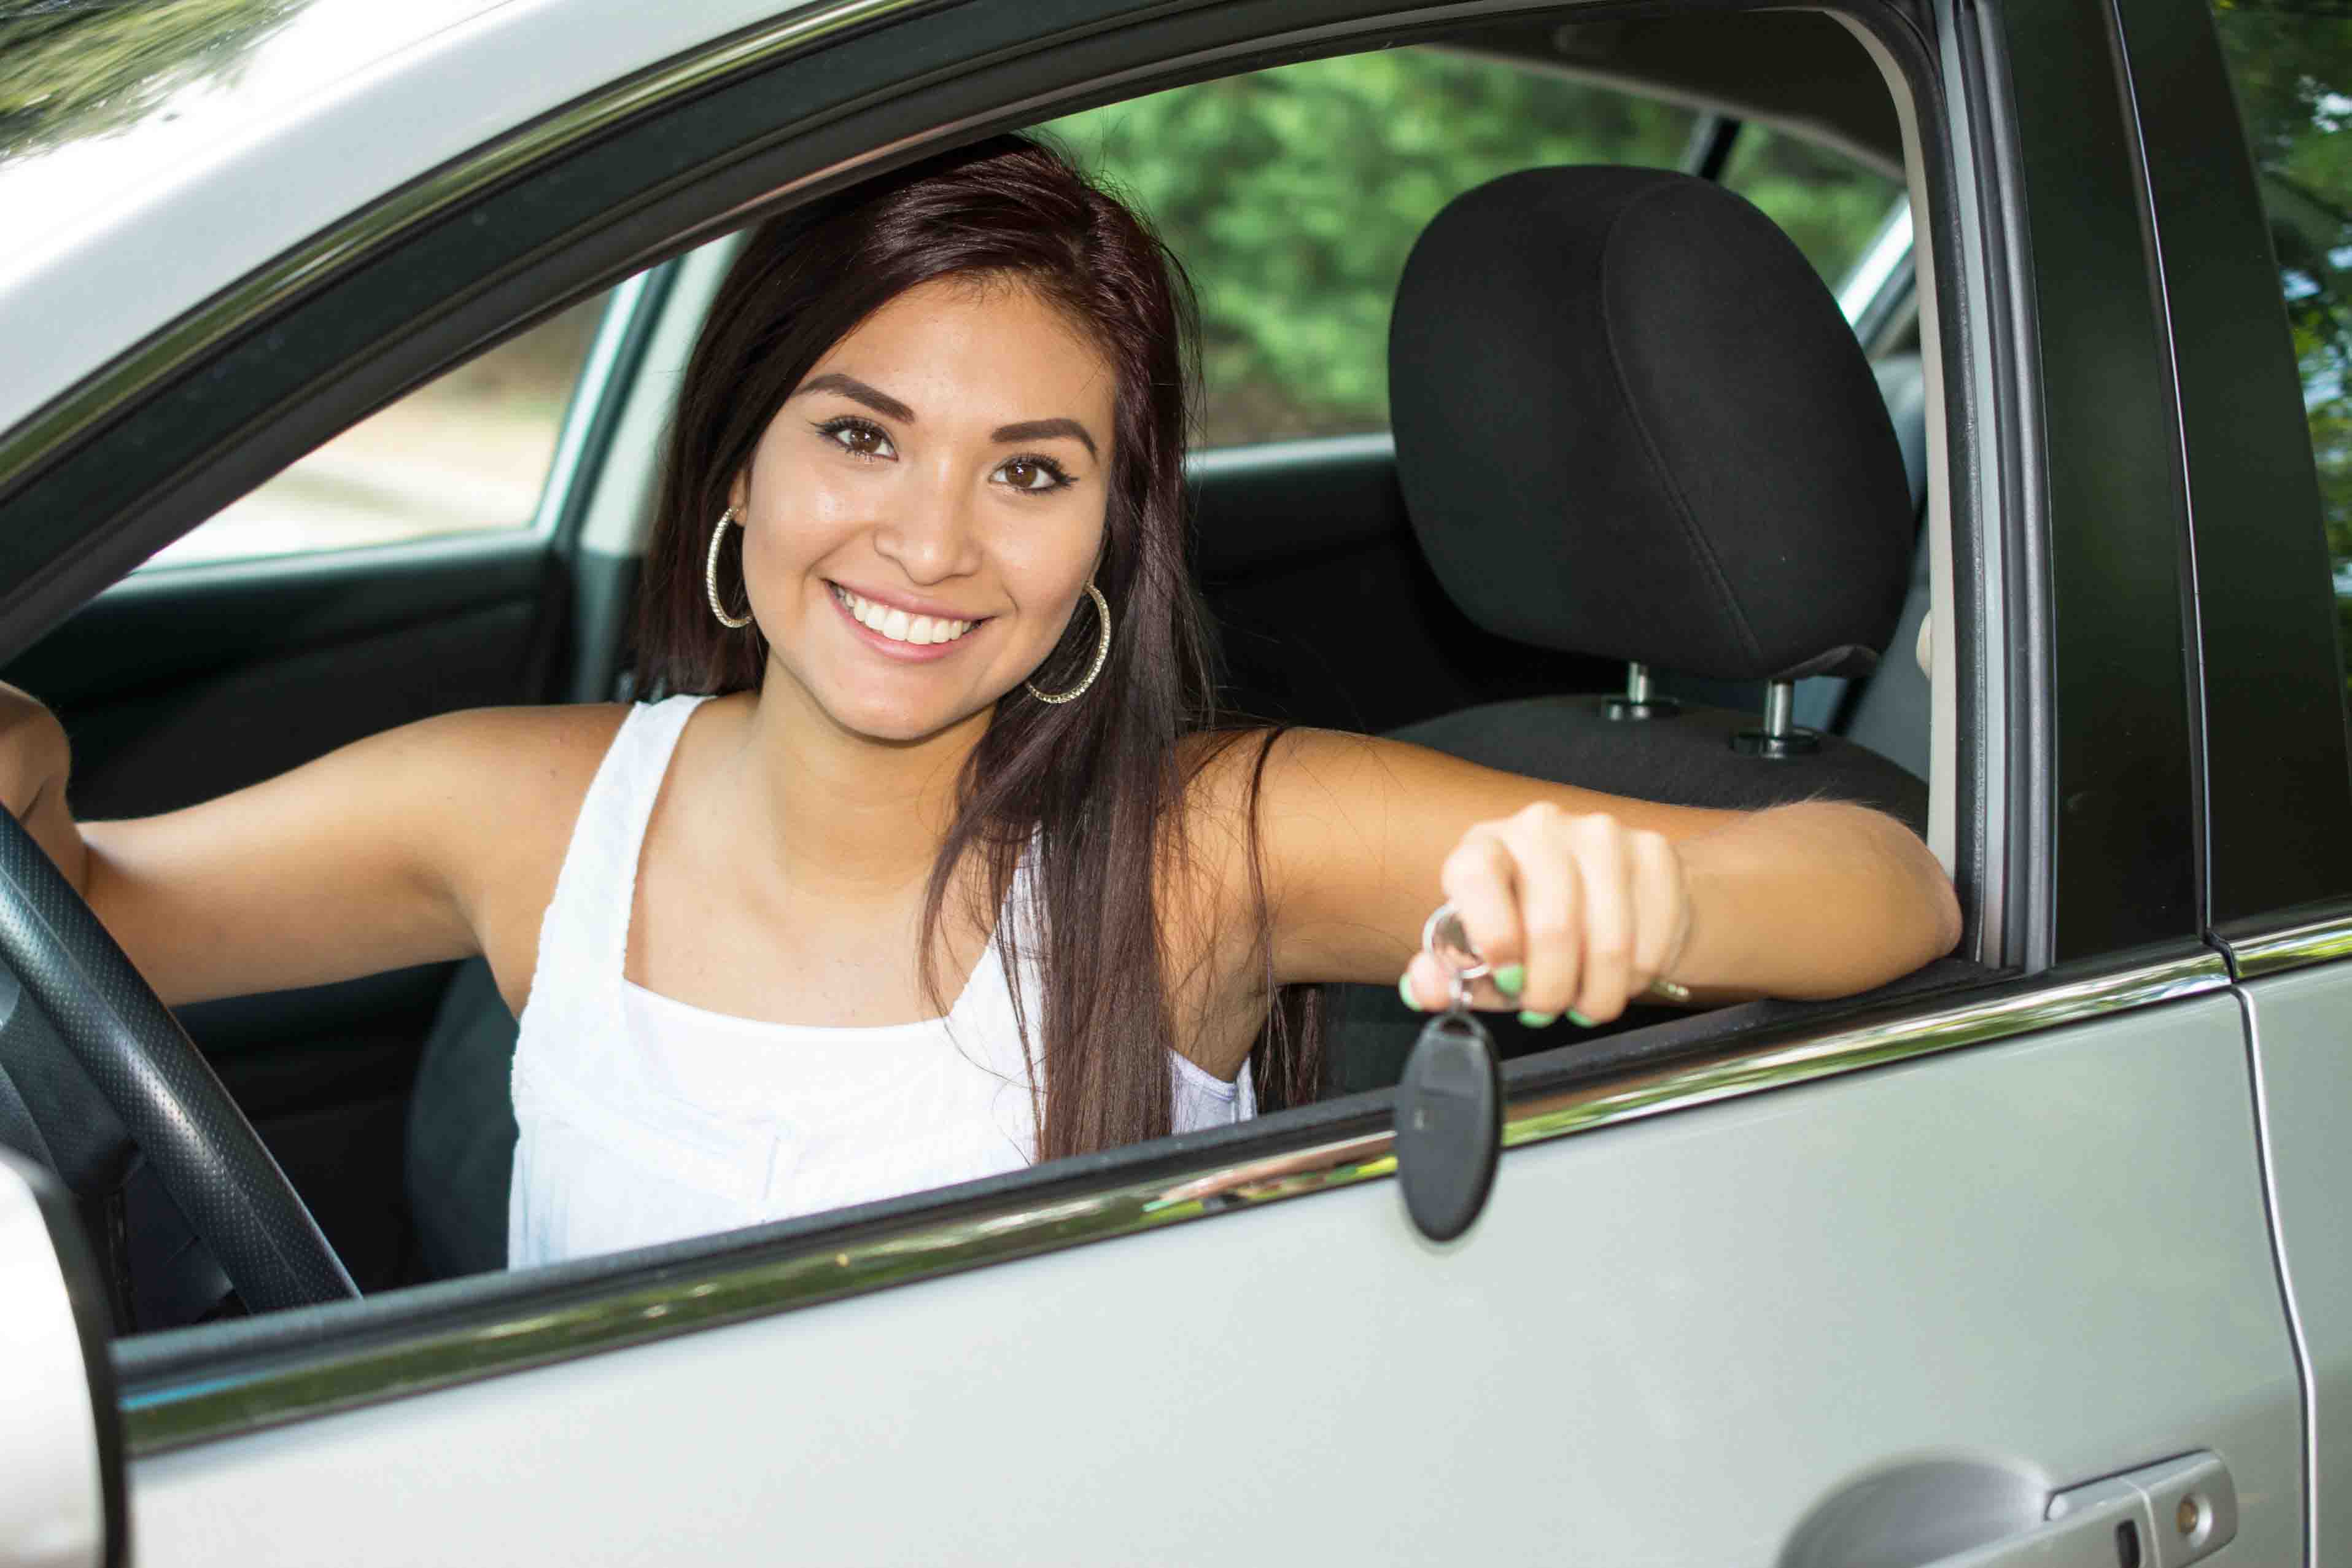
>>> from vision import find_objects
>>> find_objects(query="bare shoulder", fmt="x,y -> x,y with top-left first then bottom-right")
427,697 -> 631,804
402,700 -> 631,772
1165,729 -> 1376,938
1173,725 -> 1394,867
385,702 -> 629,853
401,702 -> 632,1011
1173,725 -> 1374,819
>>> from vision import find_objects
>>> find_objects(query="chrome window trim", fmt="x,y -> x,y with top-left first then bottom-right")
0,0 -> 938,503
118,947 -> 2227,1458
2216,904 -> 2352,980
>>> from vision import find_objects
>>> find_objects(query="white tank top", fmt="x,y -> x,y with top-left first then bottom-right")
507,693 -> 1254,1268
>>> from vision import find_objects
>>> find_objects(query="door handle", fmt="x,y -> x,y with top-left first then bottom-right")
1923,1452 -> 2237,1567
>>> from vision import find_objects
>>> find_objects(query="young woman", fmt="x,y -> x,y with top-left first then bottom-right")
0,135 -> 1958,1267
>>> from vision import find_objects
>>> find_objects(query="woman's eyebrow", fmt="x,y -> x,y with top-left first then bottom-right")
990,417 -> 1098,459
796,374 -> 1097,459
795,373 -> 915,422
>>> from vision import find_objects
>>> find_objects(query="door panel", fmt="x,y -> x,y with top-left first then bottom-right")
4,536 -> 562,818
130,996 -> 2297,1564
2242,963 -> 2352,1565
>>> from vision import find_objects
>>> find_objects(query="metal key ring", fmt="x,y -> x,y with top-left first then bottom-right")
1421,901 -> 1490,1011
1419,901 -> 1490,979
1426,899 -> 1696,1006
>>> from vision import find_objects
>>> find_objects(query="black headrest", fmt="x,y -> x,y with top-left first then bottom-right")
1388,166 -> 1914,682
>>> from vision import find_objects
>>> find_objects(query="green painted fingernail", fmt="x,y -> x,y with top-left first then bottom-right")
1492,964 -> 1526,998
1518,1010 -> 1556,1028
1399,974 -> 1422,1012
1567,1009 -> 1597,1028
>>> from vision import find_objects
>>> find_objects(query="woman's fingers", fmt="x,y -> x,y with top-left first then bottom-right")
1404,806 -> 1695,1027
1437,823 -> 1523,976
1400,950 -> 1450,1011
1498,804 -> 1583,1022
1562,814 -> 1632,1023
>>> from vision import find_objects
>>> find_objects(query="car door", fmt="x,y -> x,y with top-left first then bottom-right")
2124,0 -> 2352,1561
0,2 -> 2279,1566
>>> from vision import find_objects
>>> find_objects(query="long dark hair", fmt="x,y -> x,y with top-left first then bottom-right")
635,134 -> 1321,1157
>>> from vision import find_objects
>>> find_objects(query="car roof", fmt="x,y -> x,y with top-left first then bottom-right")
0,0 -> 1911,457
0,0 -> 789,443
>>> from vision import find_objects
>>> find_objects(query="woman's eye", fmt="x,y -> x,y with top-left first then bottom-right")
996,456 -> 1071,493
815,418 -> 895,459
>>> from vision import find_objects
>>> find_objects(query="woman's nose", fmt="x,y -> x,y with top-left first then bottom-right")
871,469 -> 980,583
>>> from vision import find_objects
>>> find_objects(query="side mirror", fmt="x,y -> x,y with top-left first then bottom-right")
0,1149 -> 123,1568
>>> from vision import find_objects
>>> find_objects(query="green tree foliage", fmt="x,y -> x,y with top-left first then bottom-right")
1047,47 -> 1900,446
1718,125 -> 1901,281
0,0 -> 301,163
2211,0 -> 2352,683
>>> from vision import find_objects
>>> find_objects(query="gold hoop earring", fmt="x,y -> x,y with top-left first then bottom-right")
1025,581 -> 1111,704
705,507 -> 753,629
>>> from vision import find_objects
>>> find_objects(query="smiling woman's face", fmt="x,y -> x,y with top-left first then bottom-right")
730,273 -> 1118,743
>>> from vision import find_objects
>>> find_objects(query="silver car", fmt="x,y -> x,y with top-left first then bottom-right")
1,0 -> 2345,1562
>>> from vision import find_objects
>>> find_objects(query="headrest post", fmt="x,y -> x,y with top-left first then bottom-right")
1604,661 -> 1680,723
1731,679 -> 1820,759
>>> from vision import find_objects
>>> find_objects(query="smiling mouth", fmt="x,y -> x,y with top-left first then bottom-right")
829,583 -> 982,646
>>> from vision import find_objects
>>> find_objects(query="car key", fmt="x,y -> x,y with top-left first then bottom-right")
1395,902 -> 1503,1243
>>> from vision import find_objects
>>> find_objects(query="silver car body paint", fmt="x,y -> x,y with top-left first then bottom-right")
0,1165 -> 103,1568
130,999 -> 2299,1565
2241,964 -> 2352,1567
0,0 -> 806,443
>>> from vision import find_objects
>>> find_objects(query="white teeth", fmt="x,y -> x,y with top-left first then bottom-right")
833,585 -> 976,646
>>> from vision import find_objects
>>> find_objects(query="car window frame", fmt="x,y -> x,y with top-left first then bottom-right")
0,0 -> 2153,1456
2109,0 -> 2352,961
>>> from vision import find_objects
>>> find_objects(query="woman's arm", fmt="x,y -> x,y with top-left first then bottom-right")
0,682 -> 621,1009
1217,728 -> 1960,1028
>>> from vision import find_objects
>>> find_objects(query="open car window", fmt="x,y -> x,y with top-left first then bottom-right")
1047,47 -> 1904,449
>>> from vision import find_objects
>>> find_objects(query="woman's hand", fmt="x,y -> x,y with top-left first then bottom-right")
0,680 -> 87,895
1399,802 -> 1692,1027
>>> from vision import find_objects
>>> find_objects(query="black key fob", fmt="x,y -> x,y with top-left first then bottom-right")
1395,1010 -> 1502,1242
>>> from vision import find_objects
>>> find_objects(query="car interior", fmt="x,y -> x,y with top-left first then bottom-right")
0,7 -> 1961,1331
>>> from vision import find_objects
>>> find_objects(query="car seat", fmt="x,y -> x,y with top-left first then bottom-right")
1326,165 -> 1928,1090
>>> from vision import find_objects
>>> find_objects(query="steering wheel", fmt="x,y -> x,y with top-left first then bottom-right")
0,810 -> 356,1314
